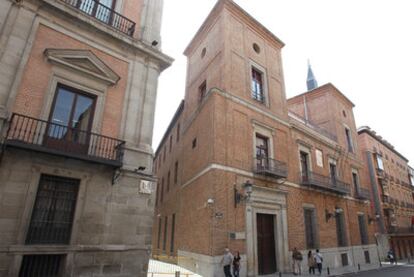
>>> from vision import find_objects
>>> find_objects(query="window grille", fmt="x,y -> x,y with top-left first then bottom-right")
26,175 -> 80,244
19,254 -> 64,277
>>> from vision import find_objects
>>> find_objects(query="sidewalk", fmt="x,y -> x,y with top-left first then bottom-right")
275,261 -> 407,277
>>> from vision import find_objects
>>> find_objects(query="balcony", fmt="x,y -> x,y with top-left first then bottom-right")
299,171 -> 350,195
4,113 -> 125,167
59,0 -> 136,36
253,157 -> 288,179
387,226 -> 414,235
376,168 -> 386,179
355,187 -> 371,200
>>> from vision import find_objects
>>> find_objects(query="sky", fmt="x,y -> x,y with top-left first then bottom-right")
154,0 -> 414,165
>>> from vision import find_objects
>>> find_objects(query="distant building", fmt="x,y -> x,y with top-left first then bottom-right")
358,127 -> 414,260
152,1 -> 377,276
0,0 -> 172,276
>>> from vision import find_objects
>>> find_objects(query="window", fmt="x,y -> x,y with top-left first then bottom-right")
174,161 -> 178,185
255,134 -> 269,159
352,171 -> 359,192
160,178 -> 164,203
26,175 -> 79,245
19,254 -> 64,277
163,146 -> 166,162
335,210 -> 348,247
358,214 -> 369,245
199,81 -> 207,102
176,123 -> 180,142
256,134 -> 270,169
157,217 -> 162,249
170,214 -> 176,253
364,251 -> 371,264
163,216 -> 168,251
304,208 -> 318,249
345,128 -> 354,153
341,253 -> 349,266
253,43 -> 261,54
169,135 -> 173,152
192,138 -> 197,149
376,154 -> 384,170
79,0 -> 117,23
300,151 -> 310,181
329,162 -> 337,185
251,68 -> 264,102
167,171 -> 170,192
48,84 -> 95,149
316,149 -> 323,167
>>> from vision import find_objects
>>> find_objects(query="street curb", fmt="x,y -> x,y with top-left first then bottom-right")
329,265 -> 401,277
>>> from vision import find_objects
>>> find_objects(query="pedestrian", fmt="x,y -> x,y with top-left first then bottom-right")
233,251 -> 241,277
292,247 -> 303,275
220,248 -> 233,277
314,249 -> 323,275
387,249 -> 396,265
307,250 -> 316,275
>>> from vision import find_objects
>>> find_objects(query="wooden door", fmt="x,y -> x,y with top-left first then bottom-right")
257,213 -> 277,275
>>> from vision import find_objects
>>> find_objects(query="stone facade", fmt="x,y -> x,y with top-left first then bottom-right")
0,0 -> 172,276
152,1 -> 379,276
357,127 -> 414,260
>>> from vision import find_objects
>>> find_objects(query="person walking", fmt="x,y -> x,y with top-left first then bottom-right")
307,250 -> 316,275
232,251 -> 241,277
221,248 -> 234,277
314,249 -> 323,275
292,247 -> 303,275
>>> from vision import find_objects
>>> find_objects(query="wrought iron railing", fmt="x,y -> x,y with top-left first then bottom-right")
376,168 -> 386,179
253,157 -> 288,179
299,171 -> 350,195
355,187 -> 371,200
60,0 -> 136,36
5,113 -> 125,166
387,226 -> 414,235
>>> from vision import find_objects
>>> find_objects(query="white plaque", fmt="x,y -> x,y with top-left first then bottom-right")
139,180 -> 153,194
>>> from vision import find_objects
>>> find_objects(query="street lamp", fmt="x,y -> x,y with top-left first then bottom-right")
234,180 -> 253,207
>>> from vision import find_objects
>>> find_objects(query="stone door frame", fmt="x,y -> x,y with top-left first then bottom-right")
245,185 -> 289,276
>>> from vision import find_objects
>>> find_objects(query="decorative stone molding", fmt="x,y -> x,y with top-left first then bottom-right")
44,48 -> 120,85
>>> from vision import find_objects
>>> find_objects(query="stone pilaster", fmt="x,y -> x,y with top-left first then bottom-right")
140,0 -> 163,49
0,2 -> 36,133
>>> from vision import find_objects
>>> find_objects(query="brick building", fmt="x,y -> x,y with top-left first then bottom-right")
152,1 -> 378,276
0,0 -> 172,276
357,127 -> 414,260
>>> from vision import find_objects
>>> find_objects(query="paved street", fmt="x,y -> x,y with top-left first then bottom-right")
346,265 -> 414,277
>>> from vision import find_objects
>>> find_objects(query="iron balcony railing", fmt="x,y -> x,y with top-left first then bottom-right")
253,157 -> 288,179
5,113 -> 125,167
299,171 -> 350,195
60,0 -> 136,36
376,168 -> 386,179
387,226 -> 414,235
355,187 -> 371,200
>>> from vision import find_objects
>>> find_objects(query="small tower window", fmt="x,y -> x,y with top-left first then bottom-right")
251,68 -> 264,102
201,47 -> 206,58
253,43 -> 261,54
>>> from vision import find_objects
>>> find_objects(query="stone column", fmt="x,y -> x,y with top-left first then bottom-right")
0,3 -> 36,134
